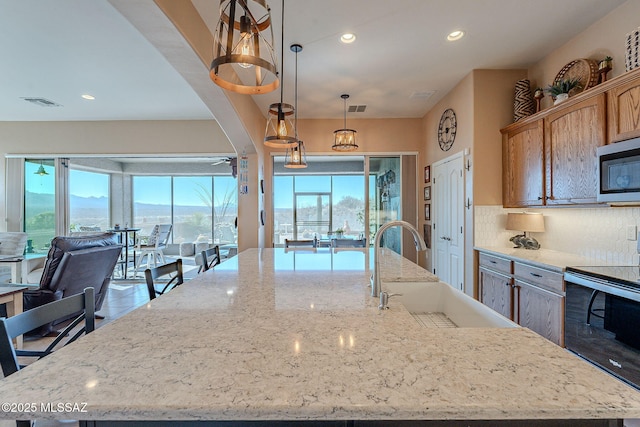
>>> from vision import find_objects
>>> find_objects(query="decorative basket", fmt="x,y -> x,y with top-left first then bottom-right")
553,59 -> 599,95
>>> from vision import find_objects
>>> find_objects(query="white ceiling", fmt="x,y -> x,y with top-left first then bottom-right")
0,0 -> 626,123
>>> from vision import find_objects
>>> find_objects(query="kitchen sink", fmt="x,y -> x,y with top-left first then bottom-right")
383,281 -> 518,328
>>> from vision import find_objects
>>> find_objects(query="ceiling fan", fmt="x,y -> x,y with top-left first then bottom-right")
212,157 -> 238,178
211,156 -> 235,166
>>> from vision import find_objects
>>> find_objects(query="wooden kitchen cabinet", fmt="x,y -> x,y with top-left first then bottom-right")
479,266 -> 513,320
477,250 -> 565,346
608,76 -> 640,143
544,94 -> 606,205
513,262 -> 564,346
478,252 -> 515,322
502,120 -> 545,207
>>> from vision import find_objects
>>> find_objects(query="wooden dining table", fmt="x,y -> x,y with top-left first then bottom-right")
0,285 -> 28,348
0,248 -> 639,426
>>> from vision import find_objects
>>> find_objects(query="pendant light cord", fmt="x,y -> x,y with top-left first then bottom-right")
279,0 -> 285,104
294,46 -> 298,138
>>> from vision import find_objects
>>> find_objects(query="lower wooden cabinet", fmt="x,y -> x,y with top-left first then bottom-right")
515,280 -> 564,346
477,250 -> 565,346
479,267 -> 513,320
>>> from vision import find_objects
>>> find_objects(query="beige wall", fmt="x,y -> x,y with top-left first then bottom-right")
261,117 -> 423,247
471,0 -> 640,267
0,119 -> 233,232
528,0 -> 640,111
419,69 -> 528,294
472,69 -> 528,206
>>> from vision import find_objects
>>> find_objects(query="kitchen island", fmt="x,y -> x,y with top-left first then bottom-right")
0,248 -> 639,426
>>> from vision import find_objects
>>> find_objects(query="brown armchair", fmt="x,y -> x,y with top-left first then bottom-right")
23,233 -> 122,334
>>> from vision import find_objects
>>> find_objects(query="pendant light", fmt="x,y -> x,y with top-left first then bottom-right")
332,94 -> 358,151
264,0 -> 297,148
35,161 -> 49,176
210,0 -> 279,95
285,43 -> 307,169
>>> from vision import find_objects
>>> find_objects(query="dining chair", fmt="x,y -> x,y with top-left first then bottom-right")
284,238 -> 317,248
144,259 -> 184,301
332,237 -> 367,248
198,246 -> 221,273
0,287 -> 95,378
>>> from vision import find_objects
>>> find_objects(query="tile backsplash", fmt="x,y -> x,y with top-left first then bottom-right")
475,205 -> 640,265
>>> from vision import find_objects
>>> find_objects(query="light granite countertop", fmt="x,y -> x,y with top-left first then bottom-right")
474,245 -> 593,273
0,248 -> 639,423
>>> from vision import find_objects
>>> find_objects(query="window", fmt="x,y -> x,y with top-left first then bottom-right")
272,160 -> 365,246
133,176 -> 172,237
24,159 -> 55,254
133,175 -> 237,245
69,169 -> 110,232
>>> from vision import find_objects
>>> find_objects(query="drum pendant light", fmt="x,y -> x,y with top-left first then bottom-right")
332,94 -> 358,151
285,44 -> 307,168
210,0 -> 279,95
264,0 -> 297,148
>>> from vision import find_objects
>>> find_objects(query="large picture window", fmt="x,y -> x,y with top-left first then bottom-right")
24,159 -> 56,254
69,169 -> 110,232
133,175 -> 237,245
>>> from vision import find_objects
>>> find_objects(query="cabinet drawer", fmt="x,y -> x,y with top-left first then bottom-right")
514,262 -> 563,293
478,252 -> 512,274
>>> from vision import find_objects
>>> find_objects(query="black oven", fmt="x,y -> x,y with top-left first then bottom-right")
564,266 -> 640,390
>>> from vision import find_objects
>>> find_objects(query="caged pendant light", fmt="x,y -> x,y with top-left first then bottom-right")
284,43 -> 307,169
210,0 -> 279,95
264,0 -> 297,148
332,94 -> 358,151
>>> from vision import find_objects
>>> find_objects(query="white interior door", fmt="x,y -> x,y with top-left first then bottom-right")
432,154 -> 464,291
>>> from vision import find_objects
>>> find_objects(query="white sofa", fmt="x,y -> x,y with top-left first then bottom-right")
0,232 -> 28,283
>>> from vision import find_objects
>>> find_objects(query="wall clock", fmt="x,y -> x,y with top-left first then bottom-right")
438,108 -> 457,151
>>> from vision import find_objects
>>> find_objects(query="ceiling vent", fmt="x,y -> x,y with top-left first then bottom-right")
348,105 -> 366,113
21,97 -> 62,107
410,90 -> 436,100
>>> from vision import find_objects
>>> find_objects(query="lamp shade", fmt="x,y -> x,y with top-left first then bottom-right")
506,212 -> 545,233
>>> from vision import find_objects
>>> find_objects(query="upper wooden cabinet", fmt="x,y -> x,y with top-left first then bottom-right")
503,120 -> 544,207
501,67 -> 640,208
608,76 -> 640,143
544,94 -> 606,205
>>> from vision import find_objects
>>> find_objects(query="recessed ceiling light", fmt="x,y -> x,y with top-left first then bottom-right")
447,30 -> 465,41
81,94 -> 95,100
340,33 -> 356,44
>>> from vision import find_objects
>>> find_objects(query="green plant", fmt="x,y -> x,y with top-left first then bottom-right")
545,78 -> 582,97
335,228 -> 343,234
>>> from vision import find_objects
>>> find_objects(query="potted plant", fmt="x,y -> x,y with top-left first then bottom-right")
545,77 -> 583,105
335,228 -> 344,238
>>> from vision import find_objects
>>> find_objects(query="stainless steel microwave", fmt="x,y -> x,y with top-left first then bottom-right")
597,137 -> 640,203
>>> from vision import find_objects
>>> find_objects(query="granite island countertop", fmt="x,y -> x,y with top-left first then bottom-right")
0,248 -> 639,425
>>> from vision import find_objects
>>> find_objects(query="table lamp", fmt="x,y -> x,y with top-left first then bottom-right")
506,212 -> 545,250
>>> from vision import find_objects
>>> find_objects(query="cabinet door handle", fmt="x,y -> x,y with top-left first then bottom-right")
537,196 -> 543,200
489,260 -> 497,264
530,272 -> 542,278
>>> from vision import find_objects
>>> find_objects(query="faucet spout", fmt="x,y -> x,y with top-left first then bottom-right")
371,220 -> 427,298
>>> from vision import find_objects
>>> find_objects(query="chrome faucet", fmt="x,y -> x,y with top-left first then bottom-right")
371,220 -> 428,298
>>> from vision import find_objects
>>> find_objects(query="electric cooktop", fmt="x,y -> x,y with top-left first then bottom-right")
565,265 -> 640,290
